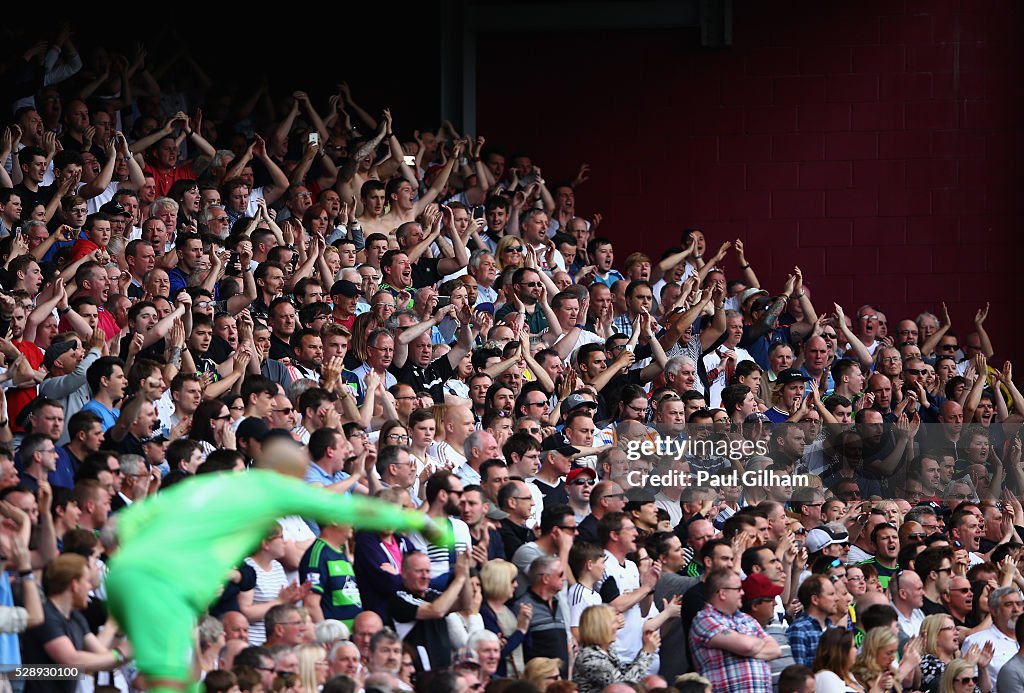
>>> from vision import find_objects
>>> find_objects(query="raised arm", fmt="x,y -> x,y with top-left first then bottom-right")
974,304 -> 994,358
79,137 -> 117,199
412,141 -> 464,215
920,303 -> 952,358
833,303 -> 873,368
733,239 -> 761,289
337,82 -> 378,131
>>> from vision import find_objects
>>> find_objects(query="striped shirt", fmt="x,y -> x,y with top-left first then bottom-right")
245,558 -> 289,645
568,583 -> 602,627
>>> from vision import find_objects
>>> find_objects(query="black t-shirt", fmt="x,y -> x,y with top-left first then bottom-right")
411,256 -> 443,289
209,563 -> 258,618
389,354 -> 456,403
269,333 -> 293,361
21,600 -> 90,693
388,587 -> 452,670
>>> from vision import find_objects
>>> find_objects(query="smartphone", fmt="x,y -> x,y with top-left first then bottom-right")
624,344 -> 635,353
434,296 -> 452,313
226,251 -> 241,276
403,155 -> 416,166
472,206 -> 485,220
308,132 -> 319,145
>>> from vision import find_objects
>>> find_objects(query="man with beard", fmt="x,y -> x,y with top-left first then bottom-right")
963,586 -> 1024,685
406,472 -> 472,587
856,408 -> 917,491
289,329 -> 324,383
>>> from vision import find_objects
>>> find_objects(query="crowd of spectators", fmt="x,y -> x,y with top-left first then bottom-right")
1,26 -> 1023,693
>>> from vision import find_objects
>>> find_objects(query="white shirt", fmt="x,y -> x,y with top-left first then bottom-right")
896,606 -> 925,637
601,551 -> 644,661
702,344 -> 754,407
964,624 -> 1020,686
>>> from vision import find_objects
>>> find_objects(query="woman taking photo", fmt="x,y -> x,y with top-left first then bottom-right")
572,604 -> 658,693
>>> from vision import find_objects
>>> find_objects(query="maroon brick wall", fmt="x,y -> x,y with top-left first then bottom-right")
476,0 -> 1023,362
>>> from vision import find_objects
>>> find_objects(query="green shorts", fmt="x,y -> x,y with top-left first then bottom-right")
105,563 -> 196,683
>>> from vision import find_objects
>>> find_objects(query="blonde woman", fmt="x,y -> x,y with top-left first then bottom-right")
939,659 -> 986,693
524,657 -> 563,691
495,235 -> 526,272
852,627 -> 922,693
572,605 -> 659,693
920,614 -> 993,693
479,559 -> 530,677
295,643 -> 329,693
765,372 -> 811,422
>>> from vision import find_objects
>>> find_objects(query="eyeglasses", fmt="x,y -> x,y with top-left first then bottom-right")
949,587 -> 972,593
908,532 -> 927,540
602,493 -> 626,500
520,427 -> 541,434
556,525 -> 579,533
517,281 -> 542,288
505,246 -> 523,253
822,333 -> 837,339
230,405 -> 244,412
720,586 -> 743,592
940,344 -> 959,351
571,479 -> 596,486
527,401 -> 547,407
348,430 -> 368,439
387,434 -> 411,442
905,368 -> 924,375
274,408 -> 295,415
956,677 -> 977,685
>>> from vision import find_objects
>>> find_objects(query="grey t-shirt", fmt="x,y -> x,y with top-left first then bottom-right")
997,652 -> 1024,693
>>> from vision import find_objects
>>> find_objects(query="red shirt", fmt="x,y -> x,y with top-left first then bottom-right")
144,161 -> 197,198
9,340 -> 44,433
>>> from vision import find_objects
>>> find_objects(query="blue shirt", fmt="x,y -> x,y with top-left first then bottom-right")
168,266 -> 189,295
786,612 -> 831,667
80,400 -> 120,432
0,570 -> 20,670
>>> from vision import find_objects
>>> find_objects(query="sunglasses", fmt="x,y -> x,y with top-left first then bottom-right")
520,427 -> 540,434
506,246 -> 524,253
571,479 -> 596,486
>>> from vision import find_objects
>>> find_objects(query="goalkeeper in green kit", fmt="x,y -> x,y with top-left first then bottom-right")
105,437 -> 453,693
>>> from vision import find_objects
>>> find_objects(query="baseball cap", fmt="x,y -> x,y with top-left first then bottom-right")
743,412 -> 772,425
776,368 -> 813,385
740,287 -> 769,305
236,417 -> 271,442
43,340 -> 78,370
563,394 -> 599,413
751,296 -> 774,312
485,505 -> 509,521
99,201 -> 132,217
624,487 -> 655,510
540,437 -> 580,457
474,302 -> 496,315
805,526 -> 849,554
566,467 -> 597,485
742,573 -> 783,601
330,280 -> 361,298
